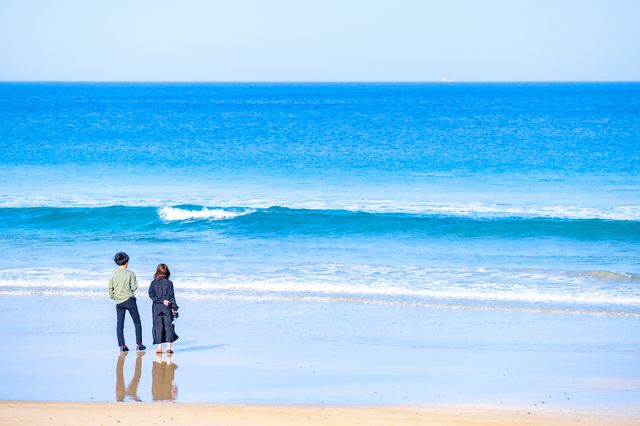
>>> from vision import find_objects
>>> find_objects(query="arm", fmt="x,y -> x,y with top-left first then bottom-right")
168,280 -> 178,309
130,272 -> 138,292
108,276 -> 115,300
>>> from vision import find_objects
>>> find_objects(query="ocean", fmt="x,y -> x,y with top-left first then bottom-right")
1,82 -> 639,316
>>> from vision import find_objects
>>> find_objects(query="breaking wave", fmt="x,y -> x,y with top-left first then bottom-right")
158,206 -> 255,221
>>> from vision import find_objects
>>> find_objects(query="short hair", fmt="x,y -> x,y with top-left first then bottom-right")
114,252 -> 129,266
154,263 -> 171,280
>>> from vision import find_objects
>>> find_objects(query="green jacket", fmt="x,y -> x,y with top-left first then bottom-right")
108,268 -> 138,304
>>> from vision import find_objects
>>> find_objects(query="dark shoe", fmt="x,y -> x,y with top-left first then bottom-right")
137,344 -> 146,351
120,345 -> 129,352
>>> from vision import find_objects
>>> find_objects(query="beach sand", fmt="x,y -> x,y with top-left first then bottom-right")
2,295 -> 639,423
1,401 -> 639,425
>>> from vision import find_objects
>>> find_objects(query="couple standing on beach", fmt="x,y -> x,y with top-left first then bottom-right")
108,252 -> 179,354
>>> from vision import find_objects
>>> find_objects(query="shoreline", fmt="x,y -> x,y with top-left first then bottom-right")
1,401 -> 639,426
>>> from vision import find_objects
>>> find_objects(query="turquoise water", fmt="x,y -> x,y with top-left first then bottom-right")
1,83 -> 639,314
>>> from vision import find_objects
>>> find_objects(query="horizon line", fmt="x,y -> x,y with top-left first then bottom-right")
0,80 -> 639,84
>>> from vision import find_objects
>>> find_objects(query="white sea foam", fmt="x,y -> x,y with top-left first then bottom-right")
1,266 -> 639,313
171,280 -> 640,306
158,206 -> 255,221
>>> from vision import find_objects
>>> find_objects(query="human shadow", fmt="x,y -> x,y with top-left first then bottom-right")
177,344 -> 227,353
152,354 -> 178,401
115,351 -> 144,402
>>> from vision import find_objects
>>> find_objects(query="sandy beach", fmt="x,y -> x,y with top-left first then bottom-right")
2,401 -> 639,425
2,295 -> 639,418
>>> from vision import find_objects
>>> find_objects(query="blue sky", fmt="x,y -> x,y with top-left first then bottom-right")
0,0 -> 638,81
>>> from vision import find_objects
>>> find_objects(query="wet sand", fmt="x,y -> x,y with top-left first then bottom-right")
1,401 -> 639,425
2,296 -> 639,416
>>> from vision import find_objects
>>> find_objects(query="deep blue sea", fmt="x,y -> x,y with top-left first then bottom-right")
1,82 -> 639,315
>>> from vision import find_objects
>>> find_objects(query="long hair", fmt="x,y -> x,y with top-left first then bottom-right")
154,263 -> 171,280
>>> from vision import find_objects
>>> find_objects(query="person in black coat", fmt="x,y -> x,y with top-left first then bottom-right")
148,263 -> 179,353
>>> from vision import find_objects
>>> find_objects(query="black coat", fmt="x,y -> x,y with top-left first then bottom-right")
148,278 -> 179,344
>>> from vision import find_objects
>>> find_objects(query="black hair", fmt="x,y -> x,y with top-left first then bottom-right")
114,252 -> 129,266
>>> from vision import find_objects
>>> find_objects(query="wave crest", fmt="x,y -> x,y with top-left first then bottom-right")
2,196 -> 639,221
158,206 -> 255,221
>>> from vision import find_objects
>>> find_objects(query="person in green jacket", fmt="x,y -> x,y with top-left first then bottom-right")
109,252 -> 146,352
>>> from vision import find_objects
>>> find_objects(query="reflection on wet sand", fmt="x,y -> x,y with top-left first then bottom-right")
115,352 -> 144,402
152,354 -> 178,401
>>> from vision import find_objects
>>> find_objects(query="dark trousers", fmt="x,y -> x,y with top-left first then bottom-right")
116,297 -> 142,347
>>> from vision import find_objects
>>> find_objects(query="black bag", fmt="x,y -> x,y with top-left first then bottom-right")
170,303 -> 179,319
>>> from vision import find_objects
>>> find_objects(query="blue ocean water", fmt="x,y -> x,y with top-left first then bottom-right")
0,83 -> 639,314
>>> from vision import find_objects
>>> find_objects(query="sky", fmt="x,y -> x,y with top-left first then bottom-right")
0,0 -> 638,82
